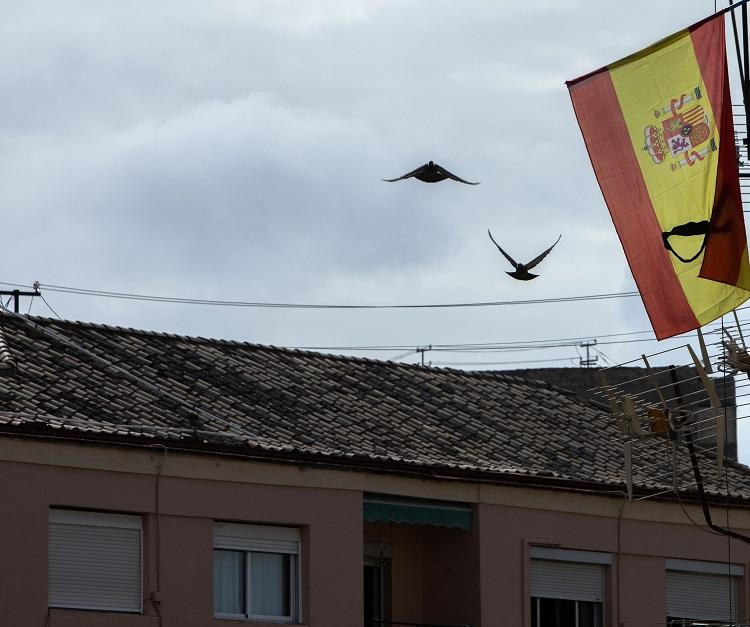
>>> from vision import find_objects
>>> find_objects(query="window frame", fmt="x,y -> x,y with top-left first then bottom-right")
213,548 -> 247,620
530,596 -> 603,627
665,558 -> 744,624
528,547 -> 610,627
48,508 -> 143,614
213,522 -> 301,623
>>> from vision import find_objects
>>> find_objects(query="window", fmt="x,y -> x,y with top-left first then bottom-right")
213,522 -> 300,622
48,509 -> 142,613
529,547 -> 609,627
666,558 -> 743,625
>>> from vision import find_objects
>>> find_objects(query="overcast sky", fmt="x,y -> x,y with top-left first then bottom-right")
3,0 -> 748,448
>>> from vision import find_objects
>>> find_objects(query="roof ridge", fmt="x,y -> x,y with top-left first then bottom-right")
1,312 -> 558,384
0,311 -> 251,435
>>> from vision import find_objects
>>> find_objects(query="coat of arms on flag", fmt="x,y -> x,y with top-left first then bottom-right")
645,87 -> 715,169
567,13 -> 750,339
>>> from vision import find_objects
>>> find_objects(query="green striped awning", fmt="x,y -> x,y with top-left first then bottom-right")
363,495 -> 472,530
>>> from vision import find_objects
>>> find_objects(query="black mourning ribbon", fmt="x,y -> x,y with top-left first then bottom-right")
661,220 -> 710,263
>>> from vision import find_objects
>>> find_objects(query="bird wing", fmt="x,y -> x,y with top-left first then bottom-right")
382,162 -> 429,182
525,234 -> 562,270
435,163 -> 480,185
487,229 -> 517,267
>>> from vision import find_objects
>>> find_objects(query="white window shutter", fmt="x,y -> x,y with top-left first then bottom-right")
530,559 -> 605,603
666,570 -> 737,621
214,523 -> 299,554
49,510 -> 142,613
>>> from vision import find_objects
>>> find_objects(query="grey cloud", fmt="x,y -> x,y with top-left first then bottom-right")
0,0 -> 726,378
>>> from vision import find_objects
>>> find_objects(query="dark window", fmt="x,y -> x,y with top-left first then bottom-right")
364,563 -> 383,627
531,597 -> 603,627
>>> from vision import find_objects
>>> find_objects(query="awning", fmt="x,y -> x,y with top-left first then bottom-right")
363,495 -> 472,530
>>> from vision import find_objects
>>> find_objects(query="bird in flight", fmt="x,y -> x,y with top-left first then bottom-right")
488,229 -> 561,281
382,161 -> 480,185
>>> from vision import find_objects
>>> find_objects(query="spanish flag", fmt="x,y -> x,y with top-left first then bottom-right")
568,13 -> 750,340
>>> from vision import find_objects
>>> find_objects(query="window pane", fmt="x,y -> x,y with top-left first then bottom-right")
364,564 -> 383,626
578,601 -> 603,627
539,597 -> 575,627
250,552 -> 291,617
213,549 -> 245,615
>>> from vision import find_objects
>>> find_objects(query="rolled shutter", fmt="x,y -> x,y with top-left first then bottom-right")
49,510 -> 142,613
214,523 -> 299,554
530,559 -> 605,603
666,571 -> 737,621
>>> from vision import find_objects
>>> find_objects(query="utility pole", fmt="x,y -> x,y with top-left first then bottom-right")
416,345 -> 432,367
0,286 -> 41,313
579,339 -> 598,368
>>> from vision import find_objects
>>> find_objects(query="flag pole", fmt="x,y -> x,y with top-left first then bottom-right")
729,0 -> 750,171
730,3 -> 746,90
567,0 -> 750,88
742,1 -> 750,160
716,0 -> 750,19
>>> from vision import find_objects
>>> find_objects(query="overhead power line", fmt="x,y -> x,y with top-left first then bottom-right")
292,329 -> 657,351
3,279 -> 746,367
431,356 -> 579,367
0,281 -> 640,311
293,314 -> 745,356
0,279 -> 730,358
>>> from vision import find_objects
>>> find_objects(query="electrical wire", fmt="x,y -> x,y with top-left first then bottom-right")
291,330 -> 658,352
0,280 -> 640,310
2,280 -> 746,369
428,356 -> 578,367
594,346 -> 615,365
390,348 -> 418,362
1,286 -> 721,375
40,294 -> 62,320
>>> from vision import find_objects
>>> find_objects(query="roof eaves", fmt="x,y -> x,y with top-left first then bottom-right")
2,420 -> 749,506
7,312 -> 567,385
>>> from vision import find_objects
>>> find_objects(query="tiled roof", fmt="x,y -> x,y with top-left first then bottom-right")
0,321 -> 16,375
0,312 -> 748,501
503,367 -> 736,409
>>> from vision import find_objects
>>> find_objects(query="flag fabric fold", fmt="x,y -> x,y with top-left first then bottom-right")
568,14 -> 750,339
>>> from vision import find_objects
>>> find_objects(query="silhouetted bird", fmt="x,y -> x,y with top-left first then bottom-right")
488,229 -> 561,281
382,161 -> 480,185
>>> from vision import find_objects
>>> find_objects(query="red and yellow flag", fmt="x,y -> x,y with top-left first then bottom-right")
568,14 -> 750,339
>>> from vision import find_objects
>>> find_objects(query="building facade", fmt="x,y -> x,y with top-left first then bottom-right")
0,313 -> 748,626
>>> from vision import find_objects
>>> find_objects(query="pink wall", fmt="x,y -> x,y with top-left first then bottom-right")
0,460 -> 363,627
422,524 -> 481,627
388,525 -> 424,623
2,452 -> 750,627
618,555 -> 666,627
364,522 -> 425,622
478,501 -> 750,627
